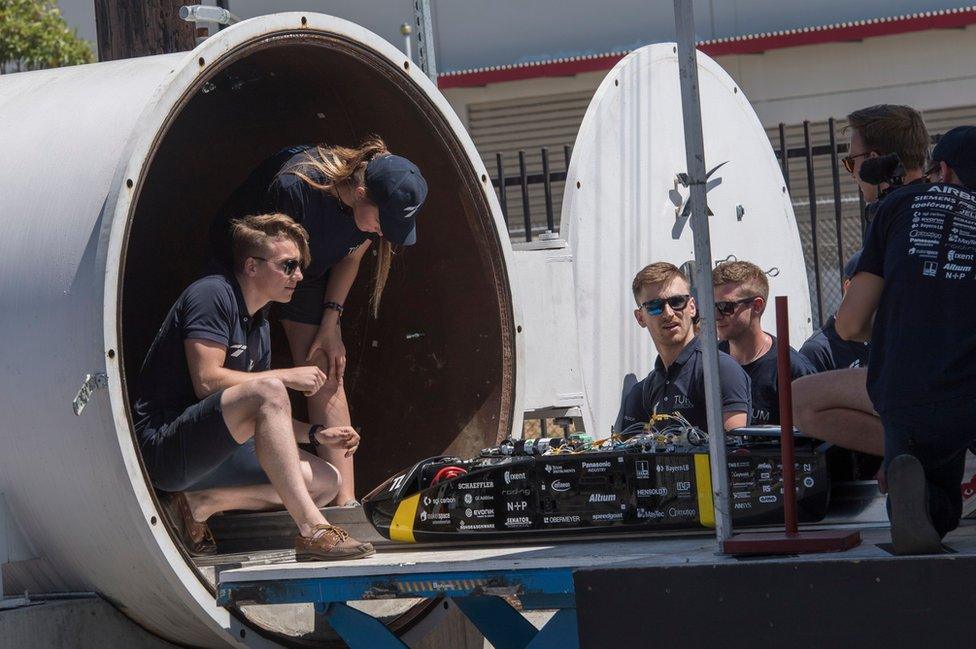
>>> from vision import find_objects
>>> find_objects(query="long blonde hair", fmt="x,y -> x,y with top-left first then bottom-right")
286,135 -> 394,318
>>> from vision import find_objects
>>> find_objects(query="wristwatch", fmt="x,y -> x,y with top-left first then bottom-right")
308,424 -> 325,448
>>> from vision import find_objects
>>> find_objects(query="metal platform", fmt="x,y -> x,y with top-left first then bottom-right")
216,519 -> 976,648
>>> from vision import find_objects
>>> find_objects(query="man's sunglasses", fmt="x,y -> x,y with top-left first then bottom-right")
641,294 -> 691,316
253,256 -> 301,276
842,151 -> 872,174
714,296 -> 759,316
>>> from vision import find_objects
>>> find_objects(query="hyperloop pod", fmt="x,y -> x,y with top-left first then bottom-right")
0,13 -> 810,647
0,13 -> 522,648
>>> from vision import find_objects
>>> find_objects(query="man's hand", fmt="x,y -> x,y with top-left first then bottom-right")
306,322 -> 346,383
314,425 -> 360,458
278,366 -> 328,396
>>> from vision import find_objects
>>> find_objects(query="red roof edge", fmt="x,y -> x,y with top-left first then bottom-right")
437,52 -> 626,89
699,7 -> 976,57
438,7 -> 976,89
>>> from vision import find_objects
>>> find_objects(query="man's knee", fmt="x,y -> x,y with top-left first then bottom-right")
241,377 -> 290,416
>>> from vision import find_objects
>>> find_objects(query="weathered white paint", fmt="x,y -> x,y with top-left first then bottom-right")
562,44 -> 811,435
513,240 -> 586,418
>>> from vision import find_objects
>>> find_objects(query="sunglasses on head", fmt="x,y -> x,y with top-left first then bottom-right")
714,296 -> 759,316
253,256 -> 301,276
641,294 -> 691,316
842,151 -> 872,174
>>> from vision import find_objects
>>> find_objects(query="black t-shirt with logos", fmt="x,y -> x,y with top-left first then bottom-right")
211,145 -> 368,278
618,336 -> 752,432
799,315 -> 870,373
720,336 -> 815,425
856,182 -> 976,413
132,274 -> 270,429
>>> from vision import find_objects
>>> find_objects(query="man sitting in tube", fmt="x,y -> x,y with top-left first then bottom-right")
617,261 -> 752,434
210,136 -> 428,507
133,214 -> 374,560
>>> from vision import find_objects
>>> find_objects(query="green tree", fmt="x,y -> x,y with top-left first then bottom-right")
0,0 -> 94,73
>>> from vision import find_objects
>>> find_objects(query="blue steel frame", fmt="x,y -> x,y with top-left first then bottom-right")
217,566 -> 579,649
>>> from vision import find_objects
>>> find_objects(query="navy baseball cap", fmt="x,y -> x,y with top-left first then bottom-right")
365,154 -> 428,246
932,126 -> 976,189
843,250 -> 862,280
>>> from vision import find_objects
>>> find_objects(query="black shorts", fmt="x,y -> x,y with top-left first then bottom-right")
139,391 -> 244,492
275,270 -> 330,325
184,438 -> 270,491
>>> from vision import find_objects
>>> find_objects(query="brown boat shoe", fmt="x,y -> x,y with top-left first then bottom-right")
161,492 -> 217,556
295,524 -> 375,561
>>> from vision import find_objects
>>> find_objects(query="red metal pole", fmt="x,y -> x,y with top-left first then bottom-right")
775,296 -> 798,536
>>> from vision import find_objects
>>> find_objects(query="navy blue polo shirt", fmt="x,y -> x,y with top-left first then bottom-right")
211,145 -> 368,278
799,315 -> 870,373
618,336 -> 752,432
132,274 -> 270,426
720,336 -> 815,425
856,182 -> 976,413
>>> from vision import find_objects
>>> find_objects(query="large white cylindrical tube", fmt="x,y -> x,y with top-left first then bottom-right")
0,13 -> 521,647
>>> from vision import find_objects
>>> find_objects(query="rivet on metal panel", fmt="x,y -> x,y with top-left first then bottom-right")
614,79 -> 619,87
126,179 -> 133,189
516,326 -> 522,333
198,57 -> 205,67
150,516 -> 157,525
239,629 -> 246,638
576,181 -> 581,189
734,87 -> 738,94
481,174 -> 487,182
107,349 -> 115,359
300,16 -> 307,26
404,60 -> 410,70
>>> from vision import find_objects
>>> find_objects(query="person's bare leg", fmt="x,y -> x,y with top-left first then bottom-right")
317,384 -> 356,504
281,319 -> 357,505
792,368 -> 883,456
185,450 -> 341,522
219,377 -> 328,536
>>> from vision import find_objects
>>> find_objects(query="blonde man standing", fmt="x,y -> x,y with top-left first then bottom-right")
712,260 -> 815,426
618,262 -> 751,433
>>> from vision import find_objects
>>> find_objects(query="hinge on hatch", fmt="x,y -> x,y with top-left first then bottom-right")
72,373 -> 108,416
